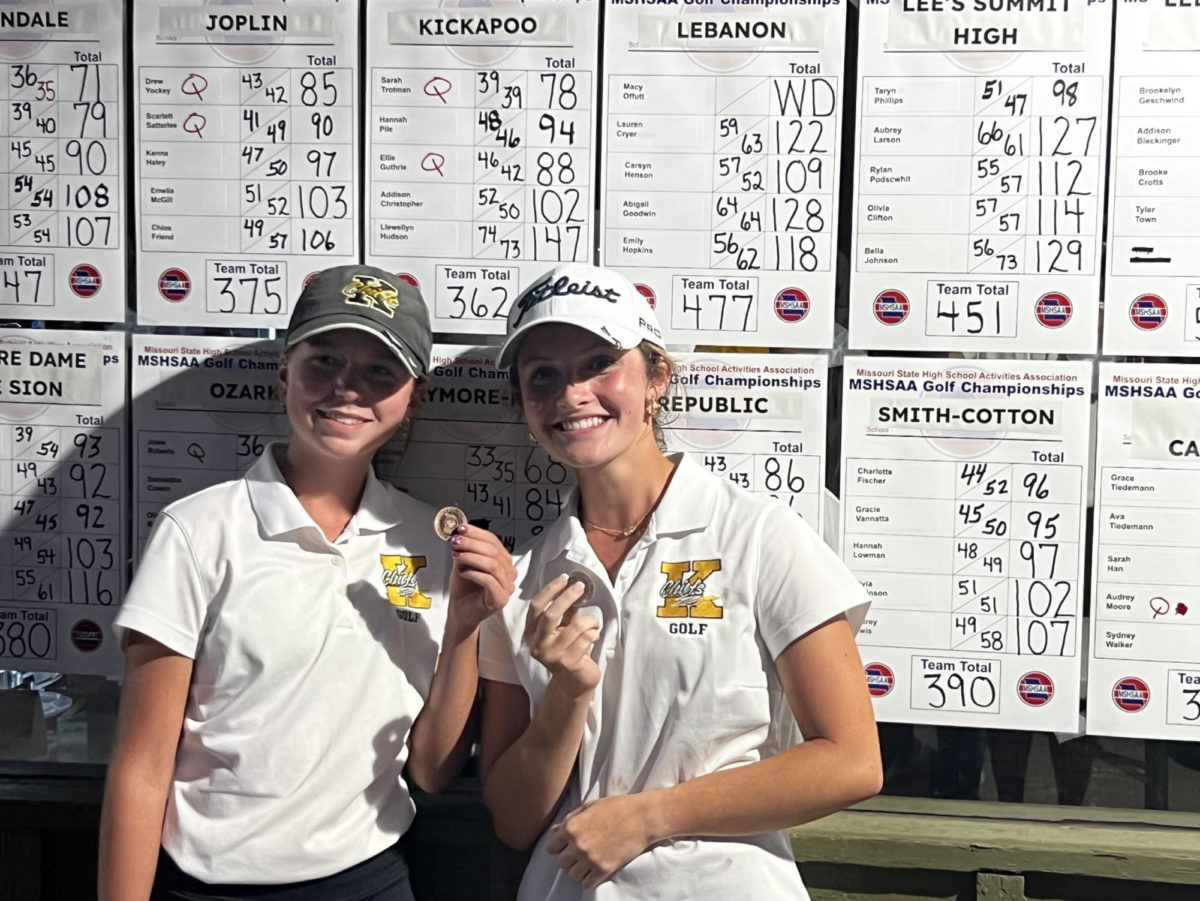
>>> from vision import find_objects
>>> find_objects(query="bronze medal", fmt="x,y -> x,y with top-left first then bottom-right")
433,505 -> 467,541
566,570 -> 595,605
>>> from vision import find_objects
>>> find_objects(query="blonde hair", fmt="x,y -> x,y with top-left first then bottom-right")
640,343 -> 676,451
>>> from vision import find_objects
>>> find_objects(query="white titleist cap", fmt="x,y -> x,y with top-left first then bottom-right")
497,263 -> 665,370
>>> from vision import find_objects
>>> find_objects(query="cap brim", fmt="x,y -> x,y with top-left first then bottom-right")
497,316 -> 645,370
286,319 -> 422,378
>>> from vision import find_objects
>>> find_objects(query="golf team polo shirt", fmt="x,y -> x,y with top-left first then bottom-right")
479,453 -> 870,901
115,448 -> 451,884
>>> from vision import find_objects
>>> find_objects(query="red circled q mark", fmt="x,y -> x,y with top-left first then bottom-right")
421,153 -> 446,177
1150,596 -> 1169,619
423,76 -> 452,104
182,113 -> 207,139
181,73 -> 209,100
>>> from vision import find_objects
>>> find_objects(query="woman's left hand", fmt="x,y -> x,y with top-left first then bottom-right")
447,524 -> 516,635
547,794 -> 658,889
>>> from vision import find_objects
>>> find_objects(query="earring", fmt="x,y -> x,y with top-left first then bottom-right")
646,395 -> 658,418
528,430 -> 537,444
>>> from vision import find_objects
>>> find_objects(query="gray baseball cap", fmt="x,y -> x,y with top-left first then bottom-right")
284,265 -> 432,379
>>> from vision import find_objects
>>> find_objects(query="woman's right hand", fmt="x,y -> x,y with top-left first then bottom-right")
524,574 -> 601,695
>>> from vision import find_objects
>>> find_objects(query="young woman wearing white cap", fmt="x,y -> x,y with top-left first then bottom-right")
99,266 -> 515,901
479,262 -> 882,900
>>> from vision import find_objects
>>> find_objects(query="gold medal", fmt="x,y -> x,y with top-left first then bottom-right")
433,505 -> 467,541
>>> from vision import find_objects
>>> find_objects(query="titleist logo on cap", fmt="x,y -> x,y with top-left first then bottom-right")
512,275 -> 622,326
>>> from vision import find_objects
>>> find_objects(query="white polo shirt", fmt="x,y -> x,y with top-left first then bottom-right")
115,447 -> 450,884
480,454 -> 869,901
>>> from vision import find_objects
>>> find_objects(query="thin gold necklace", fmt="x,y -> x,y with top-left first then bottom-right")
581,507 -> 652,538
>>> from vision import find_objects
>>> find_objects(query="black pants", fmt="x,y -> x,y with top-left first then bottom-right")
150,844 -> 415,901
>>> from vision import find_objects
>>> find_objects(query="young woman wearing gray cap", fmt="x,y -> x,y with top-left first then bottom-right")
478,262 -> 881,901
99,266 -> 515,901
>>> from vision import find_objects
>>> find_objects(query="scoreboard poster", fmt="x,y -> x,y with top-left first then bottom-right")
0,329 -> 125,677
377,344 -> 572,554
599,0 -> 847,349
378,345 -> 829,552
134,0 -> 361,328
0,0 -> 126,323
1103,2 -> 1200,355
1088,363 -> 1200,740
131,334 -> 287,556
840,356 -> 1092,731
665,352 -> 828,534
849,0 -> 1112,353
366,0 -> 600,335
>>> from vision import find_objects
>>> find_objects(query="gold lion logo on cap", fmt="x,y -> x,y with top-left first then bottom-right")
343,275 -> 399,318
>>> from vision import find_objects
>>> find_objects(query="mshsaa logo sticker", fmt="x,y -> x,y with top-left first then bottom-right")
69,264 -> 102,298
158,268 -> 192,303
774,287 -> 809,323
864,662 -> 895,698
873,289 -> 909,326
1129,295 -> 1167,331
1112,676 -> 1150,712
1017,671 -> 1054,707
1035,292 -> 1072,329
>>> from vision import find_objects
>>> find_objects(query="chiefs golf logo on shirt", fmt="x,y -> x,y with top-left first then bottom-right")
656,559 -> 723,625
379,555 -> 432,619
344,275 -> 399,318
